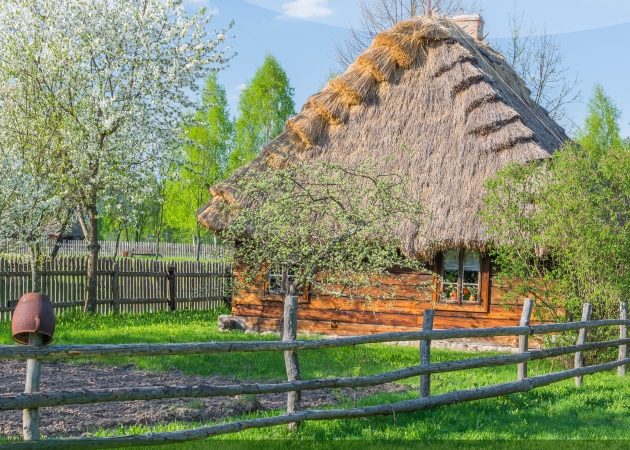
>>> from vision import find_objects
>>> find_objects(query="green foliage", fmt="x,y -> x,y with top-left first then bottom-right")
164,73 -> 233,242
482,86 -> 630,322
223,161 -> 424,296
227,55 -> 295,175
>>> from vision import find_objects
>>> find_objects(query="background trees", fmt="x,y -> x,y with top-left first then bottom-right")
227,55 -> 295,175
482,86 -> 630,322
0,0 -> 231,311
164,73 -> 233,255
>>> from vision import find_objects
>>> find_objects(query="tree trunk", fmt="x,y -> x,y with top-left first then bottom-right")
50,209 -> 72,259
29,244 -> 42,294
283,288 -> 301,431
84,206 -> 100,313
113,228 -> 122,259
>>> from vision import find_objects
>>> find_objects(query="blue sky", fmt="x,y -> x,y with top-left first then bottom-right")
185,0 -> 630,136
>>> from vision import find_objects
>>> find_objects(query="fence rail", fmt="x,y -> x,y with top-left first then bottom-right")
0,300 -> 627,448
0,256 -> 232,320
1,238 -> 232,261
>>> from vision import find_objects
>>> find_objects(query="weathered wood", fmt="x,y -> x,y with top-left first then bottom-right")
620,301 -> 628,376
167,265 -> 177,311
575,303 -> 592,387
419,309 -> 434,397
5,337 -> 628,412
3,318 -> 629,361
283,294 -> 301,431
517,299 -> 534,380
6,357 -> 629,449
23,333 -> 43,441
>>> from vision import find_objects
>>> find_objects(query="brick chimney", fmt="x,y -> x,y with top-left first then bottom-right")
451,14 -> 485,41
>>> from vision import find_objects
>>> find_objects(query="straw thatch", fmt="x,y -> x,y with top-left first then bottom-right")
198,16 -> 568,258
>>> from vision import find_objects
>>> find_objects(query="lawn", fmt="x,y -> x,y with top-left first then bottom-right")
1,309 -> 629,448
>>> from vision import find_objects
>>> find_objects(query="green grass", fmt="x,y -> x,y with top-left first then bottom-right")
1,310 -> 629,448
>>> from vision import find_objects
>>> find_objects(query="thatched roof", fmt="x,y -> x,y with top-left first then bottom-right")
198,15 -> 568,258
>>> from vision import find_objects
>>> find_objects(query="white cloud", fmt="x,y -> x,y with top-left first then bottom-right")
184,0 -> 219,15
281,0 -> 333,20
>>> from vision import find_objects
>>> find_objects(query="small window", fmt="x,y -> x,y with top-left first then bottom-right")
267,269 -> 295,295
440,249 -> 481,304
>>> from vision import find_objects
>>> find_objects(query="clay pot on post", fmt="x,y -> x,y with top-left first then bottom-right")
11,292 -> 56,442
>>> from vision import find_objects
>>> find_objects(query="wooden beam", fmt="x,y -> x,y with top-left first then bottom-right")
7,358 -> 629,449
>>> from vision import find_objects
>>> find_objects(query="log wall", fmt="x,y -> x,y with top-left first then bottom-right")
229,268 -> 533,346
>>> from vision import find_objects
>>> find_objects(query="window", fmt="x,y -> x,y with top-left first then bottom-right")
267,269 -> 295,295
434,249 -> 490,311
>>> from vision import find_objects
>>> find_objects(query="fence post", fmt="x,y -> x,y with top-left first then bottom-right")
575,302 -> 592,387
283,293 -> 301,431
167,265 -> 177,311
23,332 -> 43,441
517,299 -> 534,380
111,262 -> 120,314
620,301 -> 628,376
419,309 -> 434,398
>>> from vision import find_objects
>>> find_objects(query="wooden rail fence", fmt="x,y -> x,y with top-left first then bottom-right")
1,239 -> 232,261
0,300 -> 627,448
0,256 -> 232,320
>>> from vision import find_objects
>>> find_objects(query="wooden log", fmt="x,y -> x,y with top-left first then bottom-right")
7,357 -> 629,449
419,309 -> 434,397
23,333 -> 43,441
283,294 -> 301,431
3,338 -> 628,412
0,327 -> 528,360
575,303 -> 592,387
517,299 -> 534,380
620,301 -> 628,376
4,318 -> 630,361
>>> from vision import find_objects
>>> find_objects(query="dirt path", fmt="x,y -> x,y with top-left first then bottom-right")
0,361 -> 408,438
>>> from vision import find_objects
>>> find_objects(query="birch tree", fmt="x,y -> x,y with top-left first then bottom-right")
0,0 -> 231,311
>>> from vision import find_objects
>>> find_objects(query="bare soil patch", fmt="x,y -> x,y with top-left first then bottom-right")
0,360 -> 408,438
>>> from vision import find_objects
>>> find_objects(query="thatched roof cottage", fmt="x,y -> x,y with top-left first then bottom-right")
198,15 -> 568,345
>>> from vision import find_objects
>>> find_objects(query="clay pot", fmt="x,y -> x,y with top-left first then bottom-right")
11,293 -> 56,345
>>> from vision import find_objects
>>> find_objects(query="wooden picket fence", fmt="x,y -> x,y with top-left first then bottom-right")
0,238 -> 232,261
0,256 -> 232,320
0,300 -> 627,448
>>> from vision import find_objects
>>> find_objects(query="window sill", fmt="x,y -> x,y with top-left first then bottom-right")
434,301 -> 489,313
262,292 -> 310,303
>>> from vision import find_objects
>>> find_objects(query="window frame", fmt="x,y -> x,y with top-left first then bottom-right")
262,270 -> 310,303
432,250 -> 491,312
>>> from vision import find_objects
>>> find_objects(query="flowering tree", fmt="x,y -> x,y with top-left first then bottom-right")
0,77 -> 69,291
0,0 -> 231,311
222,161 -> 424,428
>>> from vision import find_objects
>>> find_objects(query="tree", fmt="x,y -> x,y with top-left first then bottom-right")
227,55 -> 295,174
336,0 -> 476,68
0,0 -> 231,311
164,73 -> 233,254
481,86 -> 630,325
0,55 -> 70,292
222,161 -> 423,429
502,12 -> 580,124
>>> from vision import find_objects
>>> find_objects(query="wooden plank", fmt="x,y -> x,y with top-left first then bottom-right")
234,304 -> 422,327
